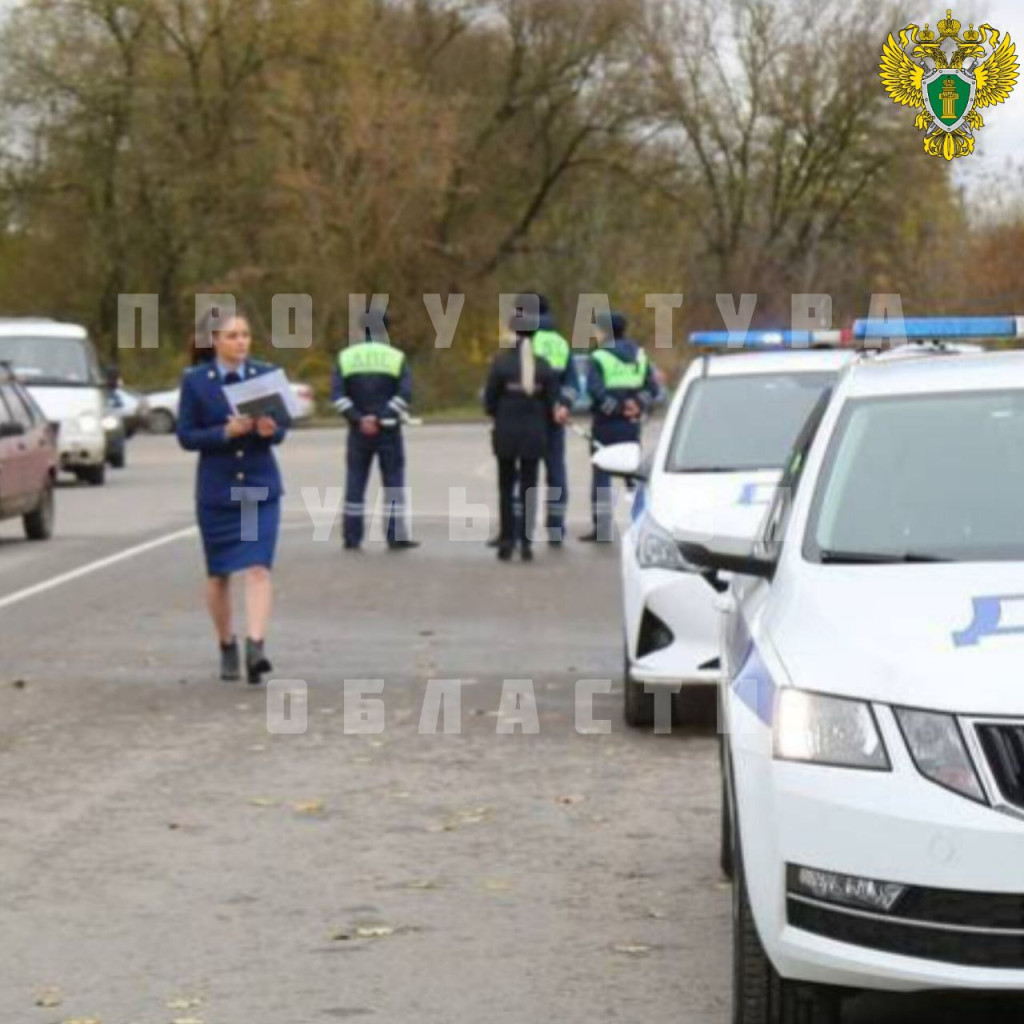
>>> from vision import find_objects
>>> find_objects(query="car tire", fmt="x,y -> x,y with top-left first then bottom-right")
108,447 -> 126,469
76,464 -> 106,487
720,741 -> 735,880
623,647 -> 655,728
23,483 -> 55,541
733,842 -> 841,1024
147,408 -> 175,434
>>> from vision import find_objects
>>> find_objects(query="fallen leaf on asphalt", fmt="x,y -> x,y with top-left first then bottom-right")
247,797 -> 278,808
554,794 -> 586,806
483,879 -> 514,892
34,987 -> 62,1007
403,879 -> 441,890
171,1018 -> 204,1024
63,1018 -> 102,1024
355,925 -> 394,939
167,997 -> 203,1010
647,909 -> 667,920
291,800 -> 326,815
613,943 -> 652,957
11,678 -> 27,690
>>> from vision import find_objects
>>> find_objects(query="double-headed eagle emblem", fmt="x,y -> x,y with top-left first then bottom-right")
880,9 -> 1019,160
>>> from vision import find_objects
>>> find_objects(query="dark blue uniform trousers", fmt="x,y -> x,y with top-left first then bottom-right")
543,423 -> 569,538
345,429 -> 407,547
591,423 -> 641,541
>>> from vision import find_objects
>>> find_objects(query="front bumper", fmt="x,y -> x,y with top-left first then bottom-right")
56,424 -> 105,468
622,538 -> 720,687
732,697 -> 1024,992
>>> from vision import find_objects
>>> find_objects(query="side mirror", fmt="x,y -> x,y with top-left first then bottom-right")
0,421 -> 26,439
591,442 -> 645,480
678,537 -> 776,583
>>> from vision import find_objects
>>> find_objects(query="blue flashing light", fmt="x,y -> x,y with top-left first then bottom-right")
689,330 -> 839,348
853,316 -> 1024,341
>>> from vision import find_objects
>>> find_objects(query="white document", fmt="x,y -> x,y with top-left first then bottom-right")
223,369 -> 302,421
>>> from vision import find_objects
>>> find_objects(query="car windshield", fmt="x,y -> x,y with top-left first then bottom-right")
665,372 -> 834,473
0,335 -> 100,385
807,390 -> 1024,564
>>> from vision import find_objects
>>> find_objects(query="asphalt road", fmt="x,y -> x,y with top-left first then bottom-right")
0,426 -> 1020,1024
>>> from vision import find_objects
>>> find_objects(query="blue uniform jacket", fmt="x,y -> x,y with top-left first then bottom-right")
176,360 -> 288,506
330,343 -> 413,427
587,338 -> 658,445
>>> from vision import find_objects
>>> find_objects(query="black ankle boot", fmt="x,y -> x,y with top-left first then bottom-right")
220,638 -> 240,682
246,638 -> 272,685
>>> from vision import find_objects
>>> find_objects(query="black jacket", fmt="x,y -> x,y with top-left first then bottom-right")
483,343 -> 558,460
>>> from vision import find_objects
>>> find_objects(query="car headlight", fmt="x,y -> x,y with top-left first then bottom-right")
102,414 -> 119,431
78,412 -> 101,434
635,512 -> 693,572
774,690 -> 889,770
894,708 -> 986,803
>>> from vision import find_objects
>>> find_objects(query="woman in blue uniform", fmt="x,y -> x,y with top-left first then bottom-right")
177,311 -> 289,684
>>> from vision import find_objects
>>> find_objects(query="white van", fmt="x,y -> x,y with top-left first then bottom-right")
0,319 -> 108,485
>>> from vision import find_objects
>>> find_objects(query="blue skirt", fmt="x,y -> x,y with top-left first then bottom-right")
197,498 -> 281,577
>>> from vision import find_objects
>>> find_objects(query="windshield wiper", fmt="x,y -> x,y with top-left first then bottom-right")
818,549 -> 954,565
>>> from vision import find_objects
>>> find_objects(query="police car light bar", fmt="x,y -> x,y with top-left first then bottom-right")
689,330 -> 843,348
852,316 -> 1024,342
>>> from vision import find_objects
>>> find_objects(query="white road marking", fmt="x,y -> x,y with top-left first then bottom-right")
0,526 -> 198,613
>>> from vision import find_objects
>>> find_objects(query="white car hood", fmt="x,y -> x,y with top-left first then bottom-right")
769,562 -> 1024,715
25,384 -> 104,422
649,470 -> 780,541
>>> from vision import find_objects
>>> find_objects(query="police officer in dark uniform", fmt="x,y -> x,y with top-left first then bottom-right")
582,311 -> 657,542
530,301 -> 577,545
331,315 -> 418,552
483,297 -> 559,561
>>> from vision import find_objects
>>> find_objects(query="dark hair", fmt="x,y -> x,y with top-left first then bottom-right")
190,306 -> 250,365
508,292 -> 550,336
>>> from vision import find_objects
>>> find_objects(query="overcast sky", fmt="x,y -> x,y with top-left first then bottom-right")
954,0 -> 1023,187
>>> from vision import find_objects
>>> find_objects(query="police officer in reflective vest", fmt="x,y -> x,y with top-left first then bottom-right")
331,317 -> 419,552
529,301 -> 577,544
582,312 -> 657,542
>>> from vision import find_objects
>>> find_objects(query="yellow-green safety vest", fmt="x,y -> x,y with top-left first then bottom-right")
339,342 -> 405,378
591,348 -> 649,390
531,330 -> 571,371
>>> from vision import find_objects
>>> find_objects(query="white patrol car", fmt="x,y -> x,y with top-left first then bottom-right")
681,319 -> 1024,1022
593,332 -> 856,728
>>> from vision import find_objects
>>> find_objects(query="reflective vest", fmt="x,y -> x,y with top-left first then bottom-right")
531,330 -> 571,371
339,342 -> 405,378
592,348 -> 649,390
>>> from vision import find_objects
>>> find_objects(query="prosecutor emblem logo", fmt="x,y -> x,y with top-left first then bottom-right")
880,9 -> 1019,160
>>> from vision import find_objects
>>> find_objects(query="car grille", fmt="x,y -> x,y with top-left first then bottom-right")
976,723 -> 1024,812
788,895 -> 1024,968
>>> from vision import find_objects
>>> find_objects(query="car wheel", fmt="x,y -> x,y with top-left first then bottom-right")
76,464 -> 106,487
147,408 -> 175,434
733,841 -> 842,1024
108,446 -> 126,469
623,646 -> 655,728
23,483 -> 55,541
720,740 -> 735,880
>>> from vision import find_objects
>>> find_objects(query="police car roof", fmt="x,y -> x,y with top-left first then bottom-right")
703,348 -> 857,377
0,318 -> 88,339
843,349 -> 1024,398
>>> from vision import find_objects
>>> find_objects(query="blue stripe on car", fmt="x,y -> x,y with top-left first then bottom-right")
733,643 -> 776,726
